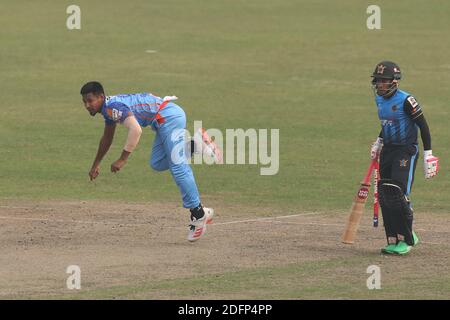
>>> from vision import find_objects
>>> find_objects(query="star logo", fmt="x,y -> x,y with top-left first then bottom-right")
399,159 -> 408,167
377,64 -> 386,74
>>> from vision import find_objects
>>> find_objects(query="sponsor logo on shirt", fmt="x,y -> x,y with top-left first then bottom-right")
407,96 -> 419,108
112,109 -> 123,121
381,119 -> 394,126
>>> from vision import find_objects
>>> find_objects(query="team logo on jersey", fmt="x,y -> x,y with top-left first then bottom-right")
377,64 -> 386,74
112,108 -> 123,121
399,159 -> 408,167
391,105 -> 397,112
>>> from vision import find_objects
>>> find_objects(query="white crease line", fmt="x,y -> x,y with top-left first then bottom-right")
0,216 -> 148,227
210,212 -> 327,226
275,220 -> 386,231
2,205 -> 448,230
273,220 -> 344,227
1,209 -> 449,238
0,215 -> 447,246
158,212 -> 330,229
0,206 -> 141,216
157,212 -> 331,230
0,211 -> 328,230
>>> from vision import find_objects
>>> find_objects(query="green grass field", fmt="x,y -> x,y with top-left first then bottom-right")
1,0 -> 449,300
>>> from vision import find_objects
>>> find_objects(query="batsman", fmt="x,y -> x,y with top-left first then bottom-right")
370,61 -> 439,255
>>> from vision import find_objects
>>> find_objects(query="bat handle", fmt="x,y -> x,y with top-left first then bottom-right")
363,159 -> 378,185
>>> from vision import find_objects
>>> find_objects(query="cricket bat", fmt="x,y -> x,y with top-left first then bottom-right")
342,159 -> 378,244
373,160 -> 380,227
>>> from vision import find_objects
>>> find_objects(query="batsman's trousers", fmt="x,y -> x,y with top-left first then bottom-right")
149,104 -> 200,209
379,144 -> 418,241
379,144 -> 419,196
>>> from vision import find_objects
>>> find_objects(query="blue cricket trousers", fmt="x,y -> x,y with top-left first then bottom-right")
149,104 -> 201,209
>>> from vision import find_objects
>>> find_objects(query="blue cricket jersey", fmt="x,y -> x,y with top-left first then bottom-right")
375,89 -> 421,146
101,93 -> 182,129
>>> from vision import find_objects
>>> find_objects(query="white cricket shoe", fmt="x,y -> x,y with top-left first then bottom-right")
187,207 -> 214,242
193,128 -> 223,164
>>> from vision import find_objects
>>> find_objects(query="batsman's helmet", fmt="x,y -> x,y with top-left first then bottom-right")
371,61 -> 401,97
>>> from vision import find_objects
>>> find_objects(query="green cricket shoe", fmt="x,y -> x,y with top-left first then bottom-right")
412,231 -> 420,247
381,243 -> 397,254
392,241 -> 411,255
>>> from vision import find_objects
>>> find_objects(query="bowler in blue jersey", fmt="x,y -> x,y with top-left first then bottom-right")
80,81 -> 217,242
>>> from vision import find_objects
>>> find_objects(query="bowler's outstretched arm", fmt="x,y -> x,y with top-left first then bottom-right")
89,123 -> 116,180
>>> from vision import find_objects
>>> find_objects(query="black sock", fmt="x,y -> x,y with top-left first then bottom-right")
190,139 -> 195,156
190,204 -> 204,220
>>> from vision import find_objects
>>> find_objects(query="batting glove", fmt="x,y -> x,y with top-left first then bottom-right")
423,150 -> 439,179
370,137 -> 383,160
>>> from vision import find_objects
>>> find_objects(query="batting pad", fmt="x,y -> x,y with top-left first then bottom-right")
378,179 -> 414,246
